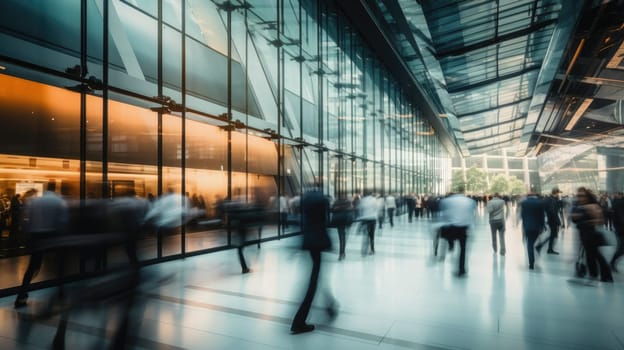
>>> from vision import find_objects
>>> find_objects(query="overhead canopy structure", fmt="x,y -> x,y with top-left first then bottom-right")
338,0 -> 624,157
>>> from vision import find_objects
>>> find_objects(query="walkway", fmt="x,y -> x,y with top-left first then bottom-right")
0,209 -> 622,349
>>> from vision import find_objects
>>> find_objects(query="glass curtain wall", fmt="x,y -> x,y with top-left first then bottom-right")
0,0 -> 448,293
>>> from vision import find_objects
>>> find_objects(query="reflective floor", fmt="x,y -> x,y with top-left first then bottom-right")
0,208 -> 622,349
0,223 -> 292,290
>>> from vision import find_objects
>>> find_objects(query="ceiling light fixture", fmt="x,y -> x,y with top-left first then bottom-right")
565,98 -> 593,131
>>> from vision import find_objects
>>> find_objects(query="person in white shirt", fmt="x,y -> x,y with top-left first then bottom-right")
358,191 -> 378,255
486,193 -> 507,256
439,187 -> 476,277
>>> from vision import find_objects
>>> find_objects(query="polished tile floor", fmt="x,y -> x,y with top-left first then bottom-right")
1,208 -> 622,349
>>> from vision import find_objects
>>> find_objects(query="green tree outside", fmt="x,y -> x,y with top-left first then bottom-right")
487,173 -> 527,195
489,174 -> 509,194
451,169 -> 466,193
465,166 -> 488,193
452,169 -> 528,195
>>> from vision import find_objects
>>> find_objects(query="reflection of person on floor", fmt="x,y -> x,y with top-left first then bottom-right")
439,186 -> 476,277
291,184 -> 337,334
14,182 -> 68,308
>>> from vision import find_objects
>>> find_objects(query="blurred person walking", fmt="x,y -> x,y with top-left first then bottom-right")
291,184 -> 336,334
14,182 -> 68,308
536,188 -> 563,255
518,190 -> 546,270
439,187 -> 476,277
376,194 -> 385,229
571,187 -> 613,282
385,193 -> 396,227
611,192 -> 624,272
331,193 -> 353,260
486,193 -> 507,256
225,194 -> 264,274
405,193 -> 416,223
358,191 -> 378,255
9,193 -> 23,248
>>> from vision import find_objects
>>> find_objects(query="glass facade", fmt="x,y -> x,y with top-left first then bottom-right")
0,0 -> 448,291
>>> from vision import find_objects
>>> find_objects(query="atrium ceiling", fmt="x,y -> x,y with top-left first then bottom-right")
340,0 -> 624,157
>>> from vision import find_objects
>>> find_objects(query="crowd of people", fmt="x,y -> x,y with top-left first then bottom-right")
4,180 -> 623,344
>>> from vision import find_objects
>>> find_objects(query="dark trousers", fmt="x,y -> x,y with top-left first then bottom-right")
387,208 -> 395,227
547,223 -> 559,251
363,219 -> 375,254
524,230 -> 540,267
407,205 -> 414,222
537,223 -> 559,251
489,220 -> 505,254
441,225 -> 467,273
292,250 -> 321,328
582,235 -> 613,281
17,235 -> 64,300
280,212 -> 288,229
337,225 -> 346,257
17,252 -> 43,299
237,227 -> 249,272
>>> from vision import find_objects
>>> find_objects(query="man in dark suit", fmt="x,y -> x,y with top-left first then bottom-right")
291,184 -> 337,334
519,191 -> 546,270
536,188 -> 562,255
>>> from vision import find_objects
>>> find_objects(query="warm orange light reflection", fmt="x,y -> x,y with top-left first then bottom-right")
0,73 -> 278,203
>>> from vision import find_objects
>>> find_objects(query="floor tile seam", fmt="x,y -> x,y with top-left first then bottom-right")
176,286 -> 404,320
136,314 -> 293,350
378,319 -> 396,345
380,316 -> 501,338
183,285 -> 354,315
146,292 -> 464,350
